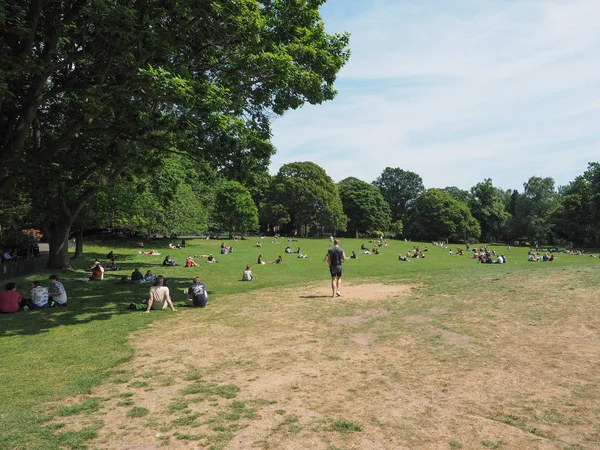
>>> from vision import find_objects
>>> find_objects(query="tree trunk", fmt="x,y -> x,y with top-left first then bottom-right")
74,228 -> 84,259
47,221 -> 73,269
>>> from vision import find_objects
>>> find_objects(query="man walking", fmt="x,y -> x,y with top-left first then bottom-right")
326,239 -> 347,297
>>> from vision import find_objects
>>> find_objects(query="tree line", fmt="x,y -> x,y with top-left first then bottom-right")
2,2 -> 598,269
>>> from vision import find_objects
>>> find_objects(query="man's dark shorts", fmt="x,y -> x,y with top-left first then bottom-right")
330,265 -> 342,277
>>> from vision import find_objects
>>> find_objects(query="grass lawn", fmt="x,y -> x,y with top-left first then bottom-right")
1,238 -> 598,449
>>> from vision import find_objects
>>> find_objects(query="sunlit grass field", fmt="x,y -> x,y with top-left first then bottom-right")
1,237 -> 597,449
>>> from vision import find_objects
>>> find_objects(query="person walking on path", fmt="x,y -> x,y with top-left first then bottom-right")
326,239 -> 347,297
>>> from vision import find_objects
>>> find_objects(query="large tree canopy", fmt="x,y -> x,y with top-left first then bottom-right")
338,177 -> 391,237
510,176 -> 558,245
213,181 -> 259,235
265,161 -> 347,235
407,189 -> 481,242
469,178 -> 511,241
372,167 -> 424,222
0,0 -> 350,267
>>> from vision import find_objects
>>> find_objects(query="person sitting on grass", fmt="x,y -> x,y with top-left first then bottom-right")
206,254 -> 218,263
163,255 -> 177,266
267,255 -> 282,264
185,277 -> 208,307
398,254 -> 410,261
22,281 -> 49,311
90,259 -> 104,280
0,282 -> 21,313
242,264 -> 254,281
145,270 -> 156,283
106,258 -> 120,270
131,267 -> 145,284
145,276 -> 177,313
257,254 -> 266,265
48,275 -> 68,307
285,246 -> 292,254
185,255 -> 198,267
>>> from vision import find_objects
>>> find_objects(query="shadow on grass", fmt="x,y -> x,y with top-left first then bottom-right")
0,273 -> 215,337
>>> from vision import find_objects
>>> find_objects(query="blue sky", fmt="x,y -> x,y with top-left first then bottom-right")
269,0 -> 600,192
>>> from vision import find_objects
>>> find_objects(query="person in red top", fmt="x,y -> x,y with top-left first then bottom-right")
0,282 -> 22,313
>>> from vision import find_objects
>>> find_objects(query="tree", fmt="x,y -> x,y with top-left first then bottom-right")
552,163 -> 600,246
266,162 -> 347,235
407,189 -> 481,242
442,186 -> 471,204
372,168 -> 425,222
0,1 -> 350,267
469,179 -> 510,241
338,177 -> 391,237
213,181 -> 259,235
510,177 -> 558,245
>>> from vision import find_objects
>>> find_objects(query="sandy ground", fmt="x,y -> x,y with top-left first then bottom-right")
51,281 -> 599,449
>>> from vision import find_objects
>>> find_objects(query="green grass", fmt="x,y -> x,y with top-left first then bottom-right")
0,237 -> 598,449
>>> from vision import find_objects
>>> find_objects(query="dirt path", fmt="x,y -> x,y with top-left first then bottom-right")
53,282 -> 598,449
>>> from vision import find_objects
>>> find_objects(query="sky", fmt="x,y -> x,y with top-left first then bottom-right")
268,0 -> 600,192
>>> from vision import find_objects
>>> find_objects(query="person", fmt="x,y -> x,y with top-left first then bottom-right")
145,276 -> 176,313
0,282 -> 21,313
163,255 -> 176,266
330,235 -> 334,246
106,257 -> 120,270
3,250 -> 13,260
145,270 -> 156,283
90,259 -> 104,280
242,264 -> 254,281
285,246 -> 292,254
257,254 -> 265,265
107,250 -> 115,259
268,255 -> 282,264
131,267 -> 145,284
140,249 -> 160,255
350,250 -> 357,259
185,277 -> 208,307
185,255 -> 198,267
206,254 -> 217,263
48,275 -> 68,307
326,239 -> 347,297
22,281 -> 49,311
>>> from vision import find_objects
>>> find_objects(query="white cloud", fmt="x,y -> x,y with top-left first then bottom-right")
269,0 -> 600,191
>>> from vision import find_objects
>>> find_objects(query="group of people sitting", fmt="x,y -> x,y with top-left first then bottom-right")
0,275 -> 68,312
528,251 -> 555,262
257,254 -> 282,265
143,275 -> 208,313
474,251 -> 507,264
129,267 -> 156,284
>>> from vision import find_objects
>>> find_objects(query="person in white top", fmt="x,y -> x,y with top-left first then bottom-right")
145,276 -> 177,313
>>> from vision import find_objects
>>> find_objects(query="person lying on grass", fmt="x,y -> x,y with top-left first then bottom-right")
145,276 -> 176,313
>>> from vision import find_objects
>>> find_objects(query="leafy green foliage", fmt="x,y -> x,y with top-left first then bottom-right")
373,167 -> 425,222
213,181 -> 259,234
510,177 -> 558,244
469,178 -> 511,241
338,177 -> 391,236
407,189 -> 481,242
0,0 -> 350,267
265,161 -> 347,234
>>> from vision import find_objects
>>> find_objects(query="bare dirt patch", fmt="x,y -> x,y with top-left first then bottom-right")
53,279 -> 600,450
